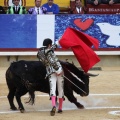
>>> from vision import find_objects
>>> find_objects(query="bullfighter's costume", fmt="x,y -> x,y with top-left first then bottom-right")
37,38 -> 64,116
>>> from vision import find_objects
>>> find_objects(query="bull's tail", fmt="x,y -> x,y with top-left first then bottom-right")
25,90 -> 35,105
22,80 -> 36,105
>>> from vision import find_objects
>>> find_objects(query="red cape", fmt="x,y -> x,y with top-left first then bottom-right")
59,27 -> 100,73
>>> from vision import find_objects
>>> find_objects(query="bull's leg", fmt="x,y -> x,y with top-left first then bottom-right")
65,89 -> 84,109
15,88 -> 27,113
16,96 -> 25,113
7,87 -> 17,110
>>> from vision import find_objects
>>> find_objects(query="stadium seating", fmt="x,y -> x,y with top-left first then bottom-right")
70,0 -> 120,14
1,0 -> 120,14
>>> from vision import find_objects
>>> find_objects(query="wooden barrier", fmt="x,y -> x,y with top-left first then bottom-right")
0,51 -> 120,56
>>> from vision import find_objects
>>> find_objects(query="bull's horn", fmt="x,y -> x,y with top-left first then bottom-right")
85,73 -> 99,77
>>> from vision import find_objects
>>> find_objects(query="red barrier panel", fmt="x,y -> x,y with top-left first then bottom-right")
86,4 -> 120,14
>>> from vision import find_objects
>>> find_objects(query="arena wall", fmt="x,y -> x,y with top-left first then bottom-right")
0,54 -> 120,68
0,14 -> 120,69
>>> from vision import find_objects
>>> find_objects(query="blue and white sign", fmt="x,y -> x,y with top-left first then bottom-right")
55,14 -> 120,48
0,14 -> 120,49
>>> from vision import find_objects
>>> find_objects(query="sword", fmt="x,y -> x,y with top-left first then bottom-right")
67,70 -> 85,84
63,75 -> 87,94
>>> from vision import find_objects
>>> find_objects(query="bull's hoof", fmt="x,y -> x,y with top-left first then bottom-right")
20,109 -> 25,113
10,107 -> 17,110
75,102 -> 85,109
78,104 -> 84,109
19,108 -> 25,113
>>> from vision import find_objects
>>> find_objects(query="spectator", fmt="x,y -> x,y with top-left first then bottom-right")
0,6 -> 6,14
70,0 -> 86,14
87,0 -> 101,5
42,0 -> 59,14
6,0 -> 27,14
28,0 -> 47,14
101,0 -> 118,4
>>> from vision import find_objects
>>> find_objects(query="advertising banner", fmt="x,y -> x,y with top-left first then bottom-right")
0,14 -> 120,49
55,14 -> 120,48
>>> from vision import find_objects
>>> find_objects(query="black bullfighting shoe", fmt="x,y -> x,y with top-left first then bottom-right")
50,106 -> 56,116
58,109 -> 63,113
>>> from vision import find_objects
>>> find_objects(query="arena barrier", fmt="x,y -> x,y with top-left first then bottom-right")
0,14 -> 120,57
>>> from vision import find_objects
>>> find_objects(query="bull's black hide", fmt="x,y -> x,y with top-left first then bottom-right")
6,60 -> 94,113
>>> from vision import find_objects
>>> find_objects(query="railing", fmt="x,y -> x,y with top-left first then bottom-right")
0,49 -> 120,56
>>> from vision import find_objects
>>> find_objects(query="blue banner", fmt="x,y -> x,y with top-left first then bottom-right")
0,15 -> 37,48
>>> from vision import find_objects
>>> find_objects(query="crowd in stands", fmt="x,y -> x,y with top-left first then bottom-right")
70,0 -> 86,14
87,0 -> 119,5
0,6 -> 6,14
0,0 -> 60,14
0,0 -> 120,14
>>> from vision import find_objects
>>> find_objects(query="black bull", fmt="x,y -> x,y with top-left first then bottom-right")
6,60 -> 98,113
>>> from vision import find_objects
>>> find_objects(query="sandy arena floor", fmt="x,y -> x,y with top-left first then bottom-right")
0,66 -> 120,120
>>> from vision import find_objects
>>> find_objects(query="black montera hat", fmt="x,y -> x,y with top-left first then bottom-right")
43,38 -> 52,47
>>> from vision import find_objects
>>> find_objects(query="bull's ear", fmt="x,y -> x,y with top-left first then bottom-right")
85,73 -> 99,77
65,59 -> 68,62
65,59 -> 74,65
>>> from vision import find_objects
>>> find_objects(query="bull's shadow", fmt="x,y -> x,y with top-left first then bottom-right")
6,60 -> 98,113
